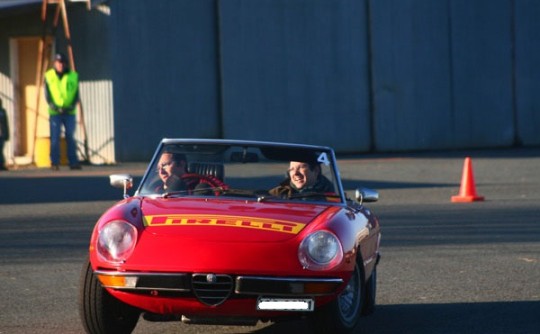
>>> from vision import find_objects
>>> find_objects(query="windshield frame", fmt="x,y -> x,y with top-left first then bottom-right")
134,138 -> 347,205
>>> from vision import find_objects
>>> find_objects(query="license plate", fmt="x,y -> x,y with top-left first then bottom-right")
257,298 -> 314,311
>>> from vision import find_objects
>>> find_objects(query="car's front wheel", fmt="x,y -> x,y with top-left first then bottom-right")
79,261 -> 140,334
310,259 -> 365,334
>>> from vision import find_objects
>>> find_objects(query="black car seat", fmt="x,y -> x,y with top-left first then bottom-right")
188,162 -> 225,181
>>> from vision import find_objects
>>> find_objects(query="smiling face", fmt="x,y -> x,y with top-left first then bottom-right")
288,161 -> 319,190
157,153 -> 186,186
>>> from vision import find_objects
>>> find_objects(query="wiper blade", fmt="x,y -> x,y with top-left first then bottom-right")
161,190 -> 190,198
288,192 -> 341,201
219,188 -> 261,197
218,188 -> 281,202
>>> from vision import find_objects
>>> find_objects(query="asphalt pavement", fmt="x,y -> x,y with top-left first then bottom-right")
0,147 -> 539,334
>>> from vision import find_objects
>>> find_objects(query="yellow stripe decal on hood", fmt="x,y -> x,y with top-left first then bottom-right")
143,214 -> 306,234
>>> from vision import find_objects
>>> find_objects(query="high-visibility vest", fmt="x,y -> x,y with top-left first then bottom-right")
45,69 -> 79,115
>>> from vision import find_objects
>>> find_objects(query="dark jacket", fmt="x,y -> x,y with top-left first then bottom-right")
0,106 -> 9,141
269,175 -> 335,198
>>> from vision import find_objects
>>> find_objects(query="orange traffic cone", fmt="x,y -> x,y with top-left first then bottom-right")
451,157 -> 484,203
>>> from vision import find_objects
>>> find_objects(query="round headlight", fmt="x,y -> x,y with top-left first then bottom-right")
97,220 -> 137,263
298,231 -> 343,270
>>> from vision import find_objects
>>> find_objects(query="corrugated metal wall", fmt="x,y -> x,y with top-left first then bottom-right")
515,0 -> 540,146
369,0 -> 539,150
110,0 -> 539,161
2,0 -> 540,164
70,5 -> 116,164
110,0 -> 221,161
371,0 -> 515,151
219,0 -> 371,151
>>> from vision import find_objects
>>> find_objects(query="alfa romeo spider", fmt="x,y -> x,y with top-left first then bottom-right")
79,138 -> 381,334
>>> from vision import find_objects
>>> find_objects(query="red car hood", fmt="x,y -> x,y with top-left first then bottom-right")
140,197 -> 330,242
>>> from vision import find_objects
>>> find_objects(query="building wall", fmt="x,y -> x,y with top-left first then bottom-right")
219,0 -> 371,151
70,5 -> 116,164
2,0 -> 540,164
110,0 -> 539,161
515,0 -> 540,146
109,0 -> 221,161
371,0 -> 516,151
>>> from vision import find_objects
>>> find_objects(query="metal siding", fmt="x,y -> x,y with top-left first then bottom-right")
110,0 -> 220,162
515,0 -> 540,146
67,6 -> 116,164
371,0 -> 453,151
449,0 -> 514,148
2,0 -> 539,162
219,0 -> 371,152
371,0 -> 515,151
79,80 -> 115,164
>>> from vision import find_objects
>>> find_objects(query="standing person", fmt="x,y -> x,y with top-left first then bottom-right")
0,99 -> 9,171
44,52 -> 81,170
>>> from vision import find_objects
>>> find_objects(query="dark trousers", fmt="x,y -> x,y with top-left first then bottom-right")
0,138 -> 5,168
49,114 -> 79,166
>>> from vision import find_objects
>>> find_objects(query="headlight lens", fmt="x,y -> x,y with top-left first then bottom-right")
298,231 -> 343,270
97,220 -> 138,263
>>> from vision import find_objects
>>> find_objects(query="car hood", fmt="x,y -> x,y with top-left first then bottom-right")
140,197 -> 331,242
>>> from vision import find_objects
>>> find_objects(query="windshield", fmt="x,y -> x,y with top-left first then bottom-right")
136,139 -> 344,204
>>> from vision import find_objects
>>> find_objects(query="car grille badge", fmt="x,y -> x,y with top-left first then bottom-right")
192,273 -> 233,306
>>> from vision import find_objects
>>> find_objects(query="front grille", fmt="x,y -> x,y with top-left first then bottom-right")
192,273 -> 233,306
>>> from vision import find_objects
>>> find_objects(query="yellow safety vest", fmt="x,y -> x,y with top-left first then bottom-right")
45,69 -> 79,115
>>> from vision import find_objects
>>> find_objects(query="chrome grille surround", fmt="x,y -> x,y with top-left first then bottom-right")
191,273 -> 233,306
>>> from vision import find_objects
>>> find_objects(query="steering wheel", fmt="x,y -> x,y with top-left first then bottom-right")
181,173 -> 228,195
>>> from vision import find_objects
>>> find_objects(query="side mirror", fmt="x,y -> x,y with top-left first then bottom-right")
355,187 -> 379,204
110,174 -> 133,198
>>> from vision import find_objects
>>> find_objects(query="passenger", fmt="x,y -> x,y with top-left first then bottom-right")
269,160 -> 334,198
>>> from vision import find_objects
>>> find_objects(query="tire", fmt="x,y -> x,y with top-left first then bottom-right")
310,259 -> 365,334
362,267 -> 377,315
79,261 -> 140,334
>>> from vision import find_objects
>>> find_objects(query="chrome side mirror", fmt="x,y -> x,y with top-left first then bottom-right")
110,174 -> 133,198
355,187 -> 379,204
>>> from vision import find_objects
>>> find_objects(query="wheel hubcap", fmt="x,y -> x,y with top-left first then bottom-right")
338,266 -> 361,325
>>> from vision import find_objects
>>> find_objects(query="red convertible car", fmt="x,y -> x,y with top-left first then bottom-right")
79,139 -> 381,334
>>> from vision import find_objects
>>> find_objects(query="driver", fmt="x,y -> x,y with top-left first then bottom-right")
269,160 -> 334,198
156,152 -> 189,192
155,151 -> 227,194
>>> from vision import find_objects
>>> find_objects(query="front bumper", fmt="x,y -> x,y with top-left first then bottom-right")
96,270 -> 343,310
